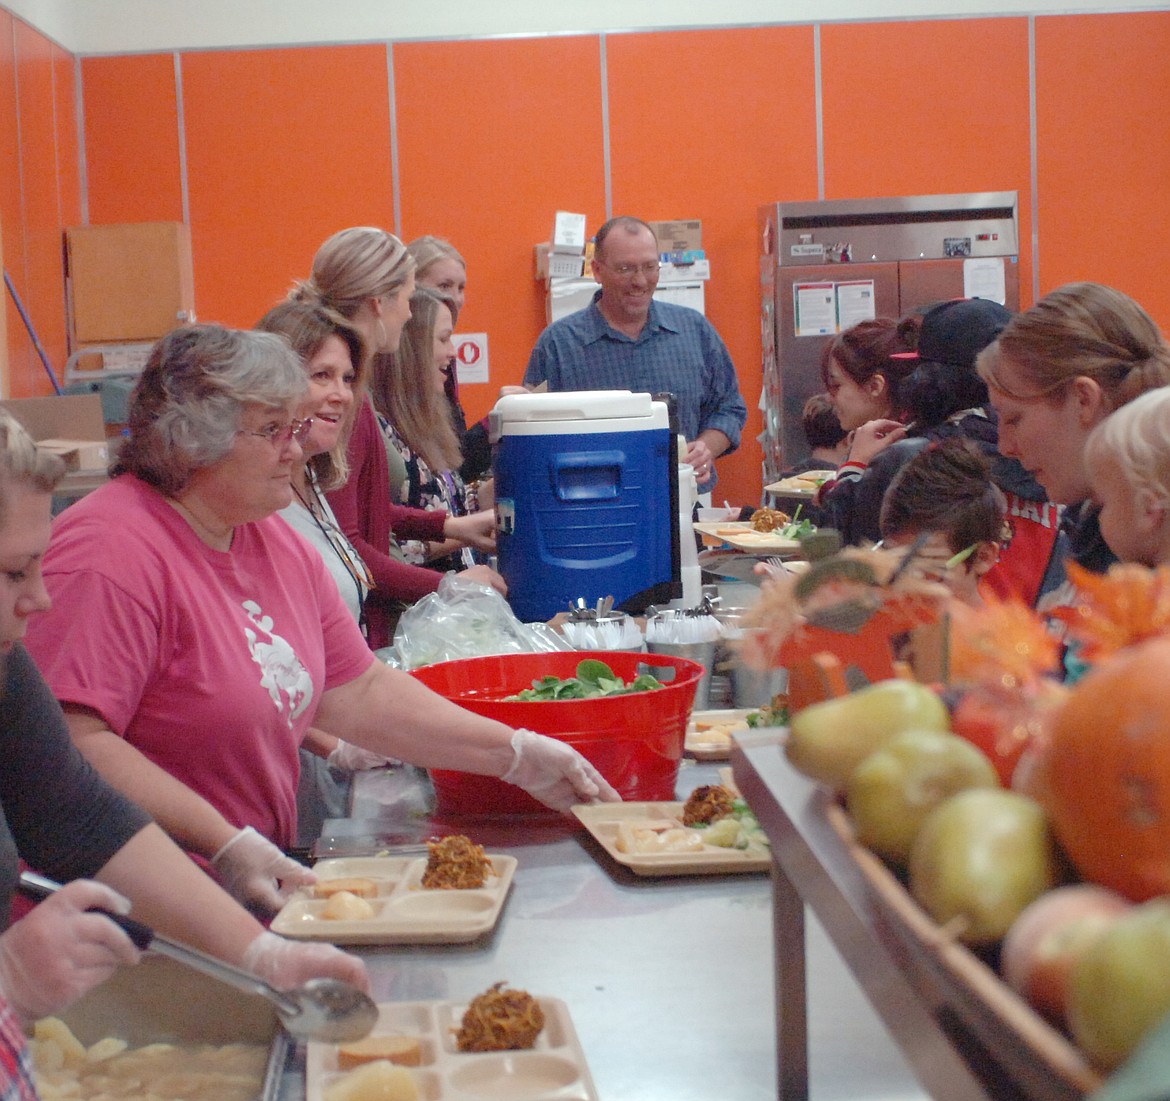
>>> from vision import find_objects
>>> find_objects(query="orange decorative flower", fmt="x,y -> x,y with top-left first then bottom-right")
948,592 -> 1062,692
1053,562 -> 1170,662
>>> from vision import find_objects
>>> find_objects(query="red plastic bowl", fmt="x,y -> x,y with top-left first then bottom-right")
409,651 -> 705,817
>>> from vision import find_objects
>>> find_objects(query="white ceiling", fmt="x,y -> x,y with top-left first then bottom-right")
7,0 -> 1167,54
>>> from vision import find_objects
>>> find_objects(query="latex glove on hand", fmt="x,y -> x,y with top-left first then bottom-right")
242,931 -> 370,995
500,729 -> 621,812
0,880 -> 141,1025
211,826 -> 316,915
327,739 -> 399,772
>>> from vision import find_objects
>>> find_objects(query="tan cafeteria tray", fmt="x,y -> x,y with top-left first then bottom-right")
270,854 -> 517,945
573,801 -> 770,877
307,995 -> 598,1101
692,520 -> 803,553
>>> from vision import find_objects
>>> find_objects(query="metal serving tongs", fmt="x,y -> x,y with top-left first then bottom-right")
17,871 -> 378,1043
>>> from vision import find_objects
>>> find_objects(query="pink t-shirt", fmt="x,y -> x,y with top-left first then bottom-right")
25,475 -> 376,849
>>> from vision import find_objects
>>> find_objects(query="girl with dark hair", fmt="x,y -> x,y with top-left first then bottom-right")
821,299 -> 1059,607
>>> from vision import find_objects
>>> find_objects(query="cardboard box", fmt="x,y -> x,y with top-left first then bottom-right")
35,438 -> 109,470
66,222 -> 195,344
658,258 -> 711,283
551,211 -> 587,254
648,219 -> 702,253
0,393 -> 104,443
534,244 -> 585,281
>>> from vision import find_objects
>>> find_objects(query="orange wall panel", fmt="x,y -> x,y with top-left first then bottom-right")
821,18 -> 1034,311
82,53 -> 182,224
394,35 -> 607,419
608,26 -> 820,502
1035,12 -> 1170,330
12,20 -> 68,396
53,46 -> 80,228
0,9 -> 26,386
181,45 -> 394,329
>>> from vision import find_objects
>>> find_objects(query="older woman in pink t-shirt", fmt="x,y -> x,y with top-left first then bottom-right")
25,324 -> 617,916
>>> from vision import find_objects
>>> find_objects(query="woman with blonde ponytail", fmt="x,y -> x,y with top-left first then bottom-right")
295,228 -> 503,648
978,281 -> 1170,577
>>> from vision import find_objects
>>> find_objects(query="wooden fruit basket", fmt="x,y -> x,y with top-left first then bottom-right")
732,733 -> 1104,1101
822,800 -> 1102,1098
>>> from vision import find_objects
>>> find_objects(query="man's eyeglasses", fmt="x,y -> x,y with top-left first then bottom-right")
240,418 -> 314,447
605,260 -> 660,278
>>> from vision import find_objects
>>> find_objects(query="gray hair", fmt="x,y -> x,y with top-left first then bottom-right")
0,408 -> 65,529
114,324 -> 307,496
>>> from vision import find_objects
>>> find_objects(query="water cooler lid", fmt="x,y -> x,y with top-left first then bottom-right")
491,390 -> 669,439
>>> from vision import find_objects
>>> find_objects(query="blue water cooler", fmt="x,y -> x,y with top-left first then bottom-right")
491,390 -> 681,623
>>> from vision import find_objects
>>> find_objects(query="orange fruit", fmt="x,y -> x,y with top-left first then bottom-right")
1036,636 -> 1170,901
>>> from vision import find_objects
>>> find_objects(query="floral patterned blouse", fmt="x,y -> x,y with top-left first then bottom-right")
378,413 -> 477,572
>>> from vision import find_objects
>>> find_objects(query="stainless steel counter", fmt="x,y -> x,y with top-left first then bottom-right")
298,760 -> 930,1101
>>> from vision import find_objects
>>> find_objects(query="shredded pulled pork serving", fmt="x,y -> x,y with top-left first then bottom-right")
421,834 -> 493,889
682,784 -> 737,826
455,983 -> 545,1052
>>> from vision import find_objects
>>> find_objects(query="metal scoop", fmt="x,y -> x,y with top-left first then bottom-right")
18,871 -> 378,1043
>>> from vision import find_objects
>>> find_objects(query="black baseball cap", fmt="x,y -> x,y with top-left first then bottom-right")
892,298 -> 1013,369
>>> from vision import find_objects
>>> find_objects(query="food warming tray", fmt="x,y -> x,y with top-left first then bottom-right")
51,954 -> 286,1101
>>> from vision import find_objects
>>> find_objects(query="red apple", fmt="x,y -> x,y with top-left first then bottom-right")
1000,884 -> 1132,1024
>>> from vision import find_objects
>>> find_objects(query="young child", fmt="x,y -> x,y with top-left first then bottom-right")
878,437 -> 1007,606
1083,386 -> 1170,567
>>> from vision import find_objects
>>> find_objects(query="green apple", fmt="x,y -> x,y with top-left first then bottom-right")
846,729 -> 1000,865
1067,898 -> 1170,1070
908,788 -> 1057,946
786,678 -> 949,790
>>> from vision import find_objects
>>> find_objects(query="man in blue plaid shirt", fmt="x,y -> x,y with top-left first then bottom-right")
525,216 -> 747,492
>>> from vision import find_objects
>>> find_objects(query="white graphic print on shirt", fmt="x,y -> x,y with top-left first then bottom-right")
242,600 -> 314,725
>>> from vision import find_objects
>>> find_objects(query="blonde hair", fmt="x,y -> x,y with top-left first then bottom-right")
255,300 -> 368,492
977,282 -> 1170,412
0,409 -> 65,527
295,227 -> 415,323
407,235 -> 465,282
369,286 -> 462,474
1085,387 -> 1170,507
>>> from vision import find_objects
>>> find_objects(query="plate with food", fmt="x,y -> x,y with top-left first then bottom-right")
764,469 -> 837,498
270,836 -> 517,944
693,506 -> 812,554
685,709 -> 753,760
686,699 -> 789,760
572,785 -> 771,876
306,985 -> 598,1101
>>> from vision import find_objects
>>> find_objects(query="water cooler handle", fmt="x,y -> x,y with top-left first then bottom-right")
672,462 -> 702,608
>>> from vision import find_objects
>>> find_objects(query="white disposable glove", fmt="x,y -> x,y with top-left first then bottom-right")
0,880 -> 141,1025
327,739 -> 399,772
211,826 -> 316,914
242,931 -> 370,994
500,729 -> 621,812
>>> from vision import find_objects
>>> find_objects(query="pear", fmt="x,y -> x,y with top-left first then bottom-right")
786,678 -> 949,790
909,789 -> 1056,946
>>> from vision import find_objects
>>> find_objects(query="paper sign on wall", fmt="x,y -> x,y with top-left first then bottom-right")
793,279 -> 877,336
794,283 -> 836,337
452,333 -> 489,384
835,281 -> 877,329
963,257 -> 1007,305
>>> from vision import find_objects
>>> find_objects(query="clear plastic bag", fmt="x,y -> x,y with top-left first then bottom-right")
390,573 -> 571,670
